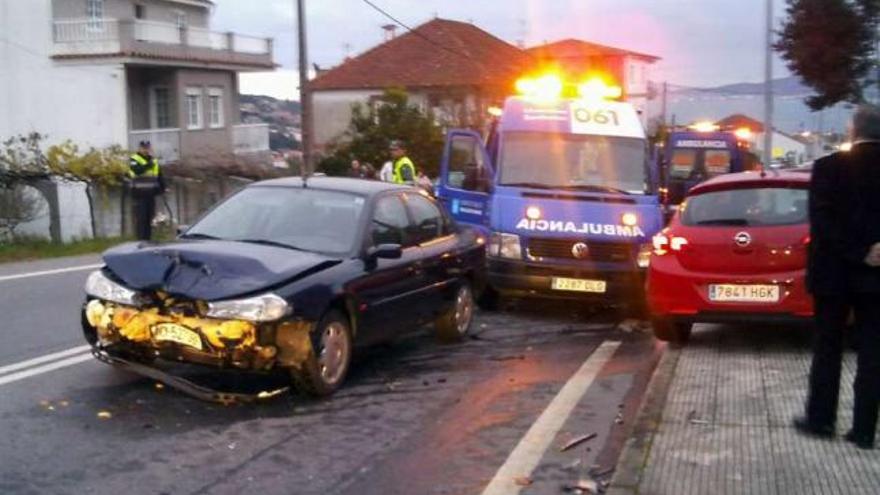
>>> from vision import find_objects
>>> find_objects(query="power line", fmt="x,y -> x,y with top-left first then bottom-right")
358,0 -> 474,61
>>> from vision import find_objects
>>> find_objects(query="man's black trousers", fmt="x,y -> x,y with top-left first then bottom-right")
132,194 -> 155,241
807,295 -> 880,442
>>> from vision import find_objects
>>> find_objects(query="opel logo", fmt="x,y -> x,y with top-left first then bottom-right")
734,231 -> 752,247
572,242 -> 590,259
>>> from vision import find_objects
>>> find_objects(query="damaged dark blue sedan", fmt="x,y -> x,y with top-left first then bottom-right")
82,177 -> 487,396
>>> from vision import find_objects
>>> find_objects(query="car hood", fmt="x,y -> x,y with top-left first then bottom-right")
102,240 -> 341,301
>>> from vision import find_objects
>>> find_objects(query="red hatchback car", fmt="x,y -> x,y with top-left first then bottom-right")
647,170 -> 813,342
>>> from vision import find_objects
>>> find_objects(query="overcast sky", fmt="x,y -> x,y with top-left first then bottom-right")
212,0 -> 790,100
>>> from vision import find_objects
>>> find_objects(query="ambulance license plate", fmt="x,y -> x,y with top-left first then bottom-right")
708,284 -> 779,303
153,323 -> 203,350
551,277 -> 607,293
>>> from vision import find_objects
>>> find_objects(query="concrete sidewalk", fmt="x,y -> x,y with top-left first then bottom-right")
610,325 -> 880,495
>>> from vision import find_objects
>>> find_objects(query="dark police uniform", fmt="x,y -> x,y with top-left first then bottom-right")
806,142 -> 880,447
128,151 -> 164,241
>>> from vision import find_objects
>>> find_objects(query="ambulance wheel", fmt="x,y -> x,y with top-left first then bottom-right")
436,281 -> 475,343
477,284 -> 501,311
290,310 -> 352,397
652,318 -> 692,343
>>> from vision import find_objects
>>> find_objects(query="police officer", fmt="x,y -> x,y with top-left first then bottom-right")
128,141 -> 165,241
389,140 -> 416,185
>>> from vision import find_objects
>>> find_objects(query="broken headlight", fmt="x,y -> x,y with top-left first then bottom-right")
206,293 -> 290,322
85,270 -> 140,306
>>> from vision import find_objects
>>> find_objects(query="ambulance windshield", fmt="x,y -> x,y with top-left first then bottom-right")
498,132 -> 648,194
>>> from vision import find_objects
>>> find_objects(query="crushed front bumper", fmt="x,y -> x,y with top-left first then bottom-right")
82,299 -> 316,372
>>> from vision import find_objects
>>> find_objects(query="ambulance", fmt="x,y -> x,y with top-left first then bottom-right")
436,74 -> 664,310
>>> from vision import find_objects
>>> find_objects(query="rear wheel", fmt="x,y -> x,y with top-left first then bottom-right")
290,310 -> 352,397
436,281 -> 475,342
652,318 -> 693,343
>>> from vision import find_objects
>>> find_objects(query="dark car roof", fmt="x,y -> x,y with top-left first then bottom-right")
252,176 -> 415,196
688,170 -> 811,196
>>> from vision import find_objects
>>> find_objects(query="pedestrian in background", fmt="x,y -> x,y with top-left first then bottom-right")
362,163 -> 377,180
379,160 -> 394,182
389,140 -> 416,185
349,159 -> 364,179
128,141 -> 165,241
796,105 -> 880,450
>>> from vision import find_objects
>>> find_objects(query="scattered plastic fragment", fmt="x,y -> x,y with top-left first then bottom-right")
58,400 -> 70,408
228,442 -> 237,450
560,433 -> 597,452
513,476 -> 532,487
97,411 -> 113,419
155,383 -> 165,391
562,478 -> 598,494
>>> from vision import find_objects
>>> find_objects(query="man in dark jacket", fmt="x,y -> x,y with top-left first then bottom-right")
796,105 -> 880,450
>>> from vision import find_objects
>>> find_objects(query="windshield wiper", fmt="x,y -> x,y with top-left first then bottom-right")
499,182 -> 555,189
179,232 -> 221,240
559,184 -> 632,195
235,238 -> 307,251
696,218 -> 750,226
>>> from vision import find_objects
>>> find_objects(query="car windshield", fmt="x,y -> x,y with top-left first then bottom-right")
669,148 -> 732,179
498,131 -> 648,194
185,186 -> 366,254
682,187 -> 808,227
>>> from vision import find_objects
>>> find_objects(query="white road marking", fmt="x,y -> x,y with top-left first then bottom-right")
0,345 -> 93,376
0,353 -> 95,387
0,263 -> 103,283
481,340 -> 622,495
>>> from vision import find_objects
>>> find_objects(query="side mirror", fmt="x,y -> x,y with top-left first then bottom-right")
176,224 -> 190,236
368,244 -> 403,260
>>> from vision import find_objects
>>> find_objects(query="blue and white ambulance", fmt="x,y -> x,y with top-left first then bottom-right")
436,74 -> 664,309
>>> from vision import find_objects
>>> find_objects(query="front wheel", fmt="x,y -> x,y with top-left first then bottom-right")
436,281 -> 475,342
290,310 -> 353,397
652,318 -> 693,343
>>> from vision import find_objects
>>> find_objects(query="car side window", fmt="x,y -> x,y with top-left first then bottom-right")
405,193 -> 445,244
446,135 -> 488,192
371,195 -> 409,246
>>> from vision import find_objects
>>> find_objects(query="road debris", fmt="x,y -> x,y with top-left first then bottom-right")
614,412 -> 624,425
489,355 -> 525,362
97,410 -> 113,420
562,478 -> 598,494
513,476 -> 533,487
154,383 -> 165,391
560,433 -> 597,452
58,400 -> 70,408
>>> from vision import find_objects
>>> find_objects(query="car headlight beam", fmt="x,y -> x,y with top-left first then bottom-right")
206,293 -> 290,322
84,270 -> 140,306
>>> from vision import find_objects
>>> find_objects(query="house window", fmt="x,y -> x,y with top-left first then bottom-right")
151,87 -> 172,129
208,88 -> 224,128
86,0 -> 104,29
185,88 -> 203,130
135,4 -> 145,19
174,11 -> 188,29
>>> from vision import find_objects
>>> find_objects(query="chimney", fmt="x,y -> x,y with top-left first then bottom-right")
382,24 -> 398,42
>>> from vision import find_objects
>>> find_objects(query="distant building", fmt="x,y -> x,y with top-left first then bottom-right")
715,114 -> 810,164
309,18 -> 531,150
308,19 -> 660,149
0,0 -> 276,163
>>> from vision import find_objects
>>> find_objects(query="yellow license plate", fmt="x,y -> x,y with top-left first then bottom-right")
152,323 -> 203,350
708,284 -> 779,303
551,277 -> 607,293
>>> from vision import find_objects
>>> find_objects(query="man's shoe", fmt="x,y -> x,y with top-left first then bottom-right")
845,430 -> 875,450
793,417 -> 835,439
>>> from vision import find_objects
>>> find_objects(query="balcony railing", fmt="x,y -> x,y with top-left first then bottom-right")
233,124 -> 270,154
52,19 -> 273,67
129,129 -> 180,163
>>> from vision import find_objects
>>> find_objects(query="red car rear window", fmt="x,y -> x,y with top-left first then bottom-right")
682,187 -> 808,227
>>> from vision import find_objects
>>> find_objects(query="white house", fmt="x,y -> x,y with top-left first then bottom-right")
0,0 -> 275,163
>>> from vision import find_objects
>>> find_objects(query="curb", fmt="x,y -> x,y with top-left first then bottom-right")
606,342 -> 683,495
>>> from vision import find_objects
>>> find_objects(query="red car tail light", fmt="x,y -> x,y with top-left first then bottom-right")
653,234 -> 689,256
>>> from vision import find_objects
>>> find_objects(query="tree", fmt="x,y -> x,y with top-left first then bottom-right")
0,185 -> 47,240
775,0 -> 879,110
318,88 -> 445,177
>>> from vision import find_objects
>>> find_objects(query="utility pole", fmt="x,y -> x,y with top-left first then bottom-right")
763,0 -> 774,168
297,0 -> 314,174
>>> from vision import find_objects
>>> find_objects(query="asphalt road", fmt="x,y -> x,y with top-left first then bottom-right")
0,255 -> 663,495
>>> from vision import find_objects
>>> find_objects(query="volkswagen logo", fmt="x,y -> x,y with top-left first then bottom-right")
571,242 -> 590,259
734,231 -> 752,247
